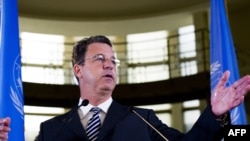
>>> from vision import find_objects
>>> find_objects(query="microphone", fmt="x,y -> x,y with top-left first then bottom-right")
129,107 -> 169,141
50,99 -> 89,141
80,99 -> 89,107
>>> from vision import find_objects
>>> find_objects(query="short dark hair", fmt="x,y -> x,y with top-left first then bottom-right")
72,35 -> 113,66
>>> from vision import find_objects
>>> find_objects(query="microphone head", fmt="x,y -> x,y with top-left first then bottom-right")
81,99 -> 89,106
129,106 -> 135,113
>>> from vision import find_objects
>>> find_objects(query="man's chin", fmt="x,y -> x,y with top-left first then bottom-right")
101,84 -> 115,92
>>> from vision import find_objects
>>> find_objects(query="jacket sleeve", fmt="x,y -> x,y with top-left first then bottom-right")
144,105 -> 224,141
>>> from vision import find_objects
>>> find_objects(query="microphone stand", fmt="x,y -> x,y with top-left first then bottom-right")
130,107 -> 169,141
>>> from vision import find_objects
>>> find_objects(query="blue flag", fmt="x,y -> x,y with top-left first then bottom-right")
210,0 -> 247,124
0,0 -> 25,140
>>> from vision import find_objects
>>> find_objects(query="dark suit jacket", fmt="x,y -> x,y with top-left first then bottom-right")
36,101 -> 224,141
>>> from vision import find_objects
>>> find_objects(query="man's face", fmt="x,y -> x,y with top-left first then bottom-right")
79,43 -> 118,93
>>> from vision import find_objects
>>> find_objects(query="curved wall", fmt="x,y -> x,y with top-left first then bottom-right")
19,12 -> 193,36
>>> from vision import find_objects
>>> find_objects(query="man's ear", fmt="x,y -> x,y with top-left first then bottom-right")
73,64 -> 83,78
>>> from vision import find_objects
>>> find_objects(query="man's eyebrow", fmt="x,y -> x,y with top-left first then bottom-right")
93,53 -> 104,57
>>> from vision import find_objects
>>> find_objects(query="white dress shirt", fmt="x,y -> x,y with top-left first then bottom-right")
78,97 -> 113,129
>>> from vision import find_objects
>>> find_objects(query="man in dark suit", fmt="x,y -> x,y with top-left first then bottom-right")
33,35 -> 250,141
31,35 -> 250,140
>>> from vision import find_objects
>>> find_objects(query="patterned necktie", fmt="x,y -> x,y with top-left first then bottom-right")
86,107 -> 101,141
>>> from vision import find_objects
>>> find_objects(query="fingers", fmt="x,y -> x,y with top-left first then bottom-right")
3,117 -> 10,127
227,74 -> 250,109
0,131 -> 9,140
0,117 -> 11,140
215,70 -> 230,90
0,117 -> 10,127
231,75 -> 250,97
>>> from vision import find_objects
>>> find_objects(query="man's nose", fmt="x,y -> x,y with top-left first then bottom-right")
103,59 -> 114,69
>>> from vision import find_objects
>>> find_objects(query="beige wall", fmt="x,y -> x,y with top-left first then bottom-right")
19,12 -> 193,37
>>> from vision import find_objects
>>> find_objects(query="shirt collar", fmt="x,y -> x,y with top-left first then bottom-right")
79,97 -> 113,116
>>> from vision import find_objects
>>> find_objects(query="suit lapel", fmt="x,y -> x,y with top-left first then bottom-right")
97,101 -> 130,141
64,106 -> 89,140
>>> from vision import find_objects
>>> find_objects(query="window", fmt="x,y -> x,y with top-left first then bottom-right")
21,32 -> 65,84
137,103 -> 172,126
180,61 -> 197,76
128,65 -> 169,83
183,99 -> 200,132
127,31 -> 169,83
178,25 -> 197,76
178,25 -> 196,58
